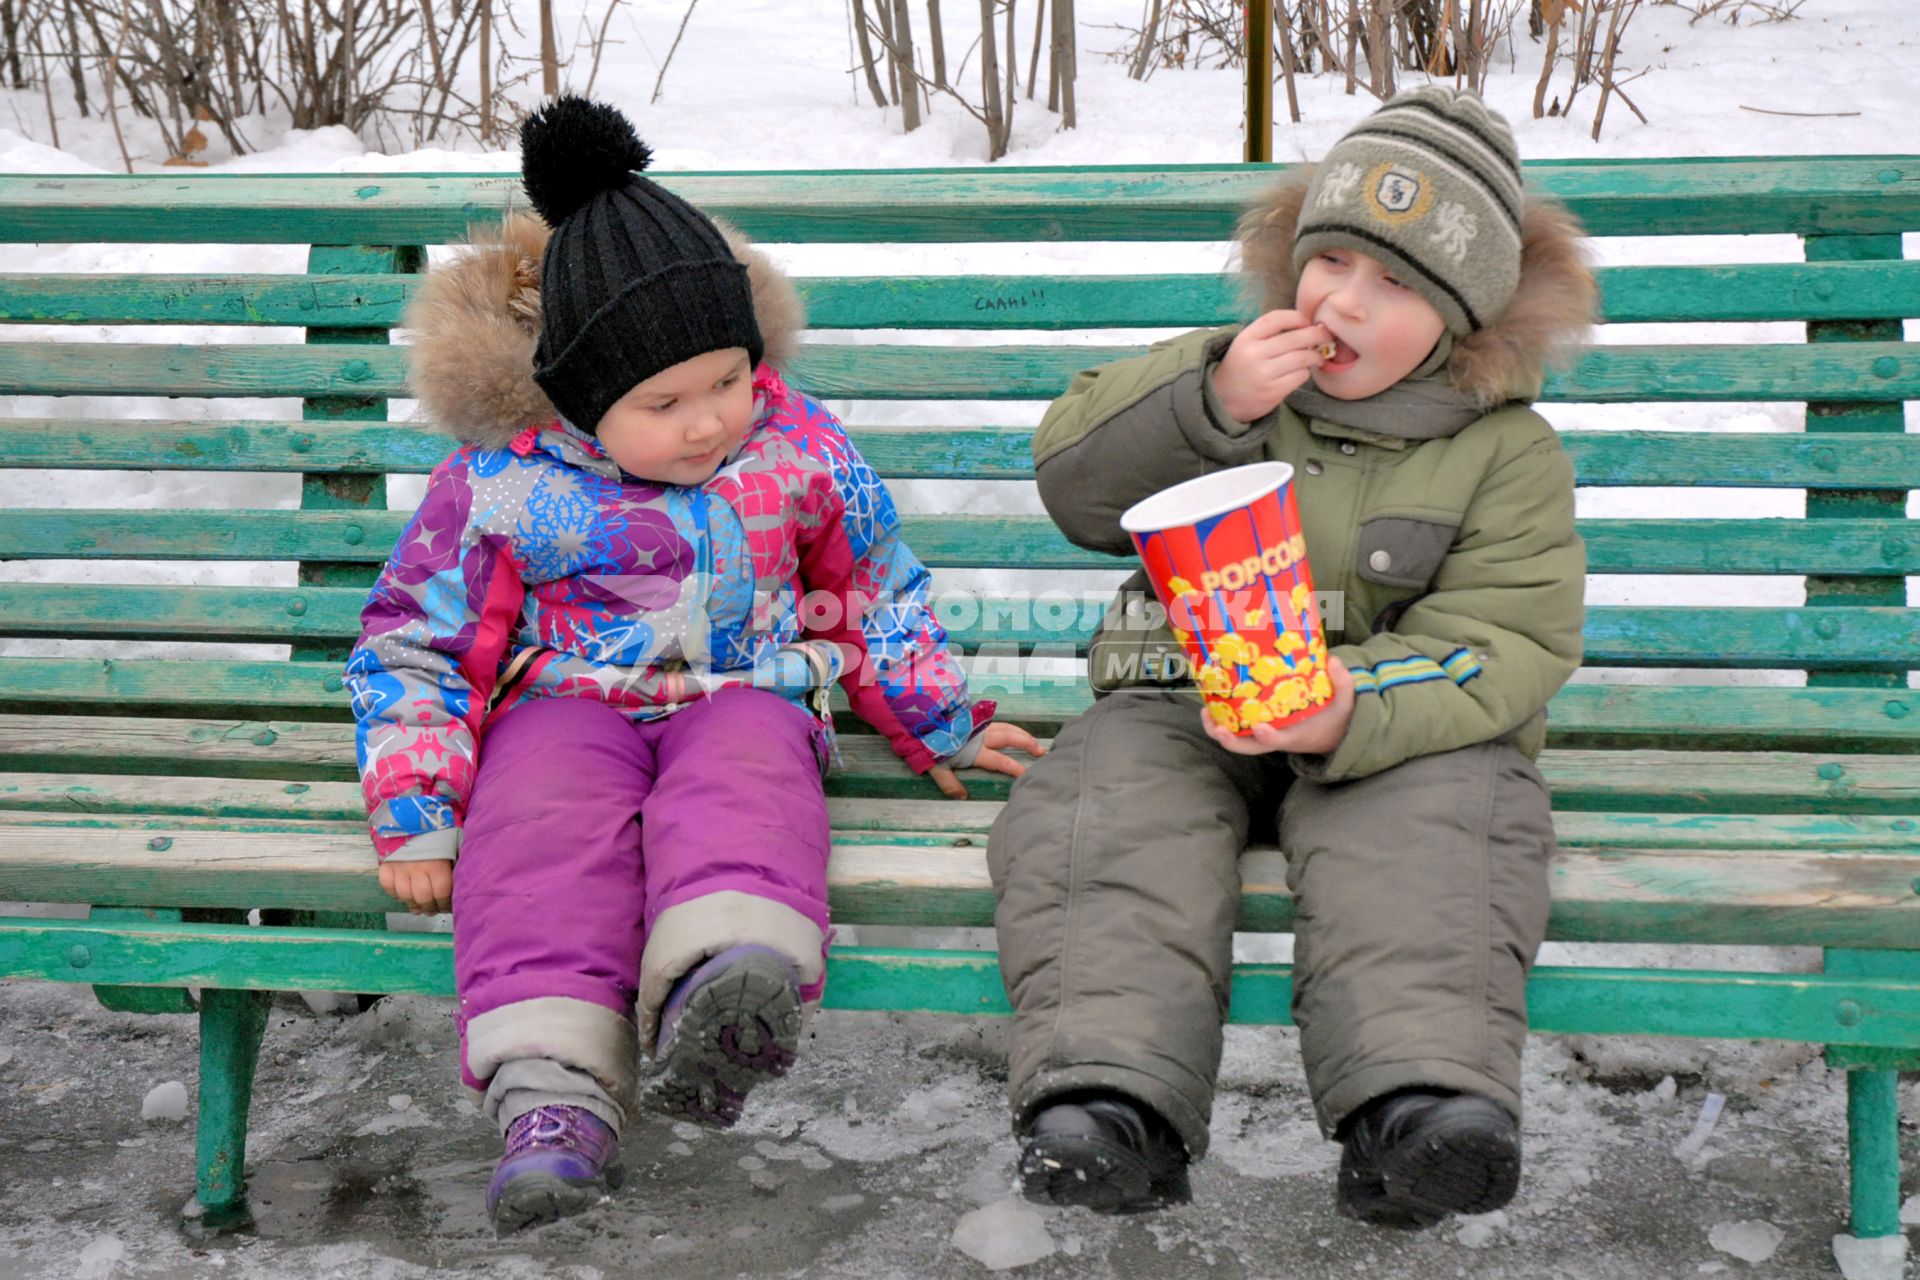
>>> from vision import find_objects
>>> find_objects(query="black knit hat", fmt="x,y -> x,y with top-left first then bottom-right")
520,96 -> 763,434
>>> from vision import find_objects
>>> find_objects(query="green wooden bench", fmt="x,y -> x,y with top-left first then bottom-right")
0,160 -> 1915,1251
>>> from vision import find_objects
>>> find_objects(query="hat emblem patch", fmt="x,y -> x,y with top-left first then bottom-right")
1375,168 -> 1420,212
1364,161 -> 1434,225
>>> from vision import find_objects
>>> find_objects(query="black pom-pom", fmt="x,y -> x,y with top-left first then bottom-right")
519,96 -> 653,227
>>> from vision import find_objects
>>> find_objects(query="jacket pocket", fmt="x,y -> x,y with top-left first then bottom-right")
1355,516 -> 1459,635
1355,516 -> 1457,591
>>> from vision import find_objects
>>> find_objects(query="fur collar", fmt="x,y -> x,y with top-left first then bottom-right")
405,214 -> 806,450
1235,169 -> 1598,410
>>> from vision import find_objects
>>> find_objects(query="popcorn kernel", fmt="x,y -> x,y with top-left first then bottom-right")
1214,635 -> 1255,667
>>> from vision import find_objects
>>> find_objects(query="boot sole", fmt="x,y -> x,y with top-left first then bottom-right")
489,1164 -> 625,1235
639,952 -> 802,1128
1345,1115 -> 1521,1228
1018,1133 -> 1190,1215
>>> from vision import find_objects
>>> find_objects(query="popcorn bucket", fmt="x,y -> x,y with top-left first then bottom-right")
1119,462 -> 1333,735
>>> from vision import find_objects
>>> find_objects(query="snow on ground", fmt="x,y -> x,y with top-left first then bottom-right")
0,982 -> 1907,1279
0,1 -> 1916,1274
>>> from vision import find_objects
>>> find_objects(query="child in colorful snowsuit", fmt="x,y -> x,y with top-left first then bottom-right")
988,87 -> 1596,1225
345,97 -> 1038,1232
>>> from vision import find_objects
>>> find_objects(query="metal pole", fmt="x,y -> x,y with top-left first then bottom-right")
1245,0 -> 1274,162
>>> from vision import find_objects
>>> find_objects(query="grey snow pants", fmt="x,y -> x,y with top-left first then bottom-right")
986,689 -> 1554,1157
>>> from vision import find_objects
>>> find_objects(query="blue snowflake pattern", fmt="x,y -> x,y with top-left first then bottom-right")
701,501 -> 758,668
520,468 -> 624,582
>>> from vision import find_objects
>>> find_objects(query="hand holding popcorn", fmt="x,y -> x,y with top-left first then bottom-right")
1203,656 -> 1357,757
1210,309 -> 1334,423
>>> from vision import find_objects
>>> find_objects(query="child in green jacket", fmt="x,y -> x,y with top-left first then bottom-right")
988,86 -> 1596,1225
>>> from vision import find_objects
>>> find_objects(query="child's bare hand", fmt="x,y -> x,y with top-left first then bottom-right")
1210,309 -> 1333,423
928,723 -> 1048,800
379,858 -> 454,915
1201,657 -> 1357,757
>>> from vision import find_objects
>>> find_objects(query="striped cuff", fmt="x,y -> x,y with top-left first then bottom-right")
1347,646 -> 1482,695
380,827 -> 463,863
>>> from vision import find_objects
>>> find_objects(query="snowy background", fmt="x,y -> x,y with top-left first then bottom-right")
0,0 -> 1915,664
0,0 -> 1917,1275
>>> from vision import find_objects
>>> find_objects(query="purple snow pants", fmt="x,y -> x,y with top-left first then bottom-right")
452,690 -> 831,1096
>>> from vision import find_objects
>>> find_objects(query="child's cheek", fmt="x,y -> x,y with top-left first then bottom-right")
728,386 -> 757,439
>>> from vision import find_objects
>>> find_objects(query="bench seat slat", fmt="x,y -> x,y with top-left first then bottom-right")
0,660 -> 1912,752
0,775 -> 1006,834
3,421 -> 1918,491
0,510 -> 1911,575
0,716 -> 1911,811
3,341 -> 1918,403
0,828 -> 1914,948
3,160 -> 1917,243
0,582 -> 1913,670
3,774 -> 1914,852
8,261 -> 1918,329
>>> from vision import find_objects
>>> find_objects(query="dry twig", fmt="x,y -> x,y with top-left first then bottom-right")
650,0 -> 697,104
1738,103 -> 1859,118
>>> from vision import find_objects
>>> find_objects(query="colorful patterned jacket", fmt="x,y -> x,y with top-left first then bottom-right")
346,217 -> 990,863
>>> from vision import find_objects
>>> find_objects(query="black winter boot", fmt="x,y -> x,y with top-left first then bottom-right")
1337,1090 -> 1521,1229
1018,1092 -> 1191,1213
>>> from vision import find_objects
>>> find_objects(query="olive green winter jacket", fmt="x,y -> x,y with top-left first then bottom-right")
1034,324 -> 1586,783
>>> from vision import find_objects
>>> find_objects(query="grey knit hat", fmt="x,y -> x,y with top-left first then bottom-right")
1292,86 -> 1525,335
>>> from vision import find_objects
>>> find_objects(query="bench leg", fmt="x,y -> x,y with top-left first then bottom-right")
193,988 -> 272,1230
1845,1068 -> 1903,1238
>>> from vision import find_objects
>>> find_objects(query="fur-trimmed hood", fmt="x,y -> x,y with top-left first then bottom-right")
405,213 -> 806,450
1235,169 -> 1598,409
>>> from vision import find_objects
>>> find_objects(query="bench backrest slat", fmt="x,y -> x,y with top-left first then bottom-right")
0,509 -> 1909,576
0,421 -> 1916,489
0,582 -> 1909,672
2,339 -> 1916,402
3,159 -> 1916,242
8,261 -> 1920,328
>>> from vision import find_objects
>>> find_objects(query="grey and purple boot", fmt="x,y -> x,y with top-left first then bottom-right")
639,944 -> 804,1127
486,1104 -> 623,1233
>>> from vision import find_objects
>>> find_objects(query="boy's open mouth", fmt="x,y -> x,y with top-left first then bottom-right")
1319,338 -> 1360,372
